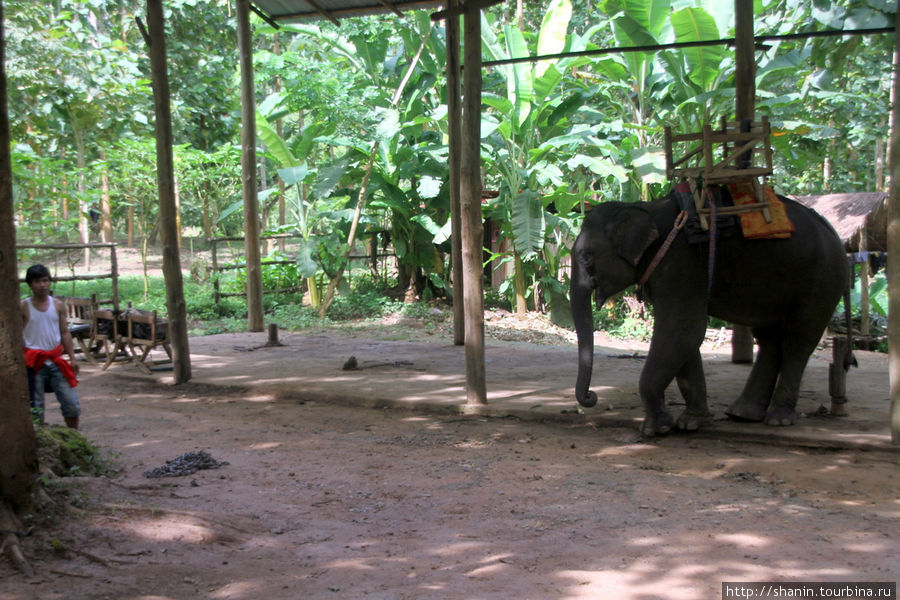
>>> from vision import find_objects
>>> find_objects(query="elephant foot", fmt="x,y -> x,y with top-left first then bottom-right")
640,410 -> 674,437
764,405 -> 797,426
725,398 -> 767,422
675,409 -> 713,432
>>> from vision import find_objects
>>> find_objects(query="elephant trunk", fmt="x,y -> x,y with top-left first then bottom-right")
571,254 -> 599,408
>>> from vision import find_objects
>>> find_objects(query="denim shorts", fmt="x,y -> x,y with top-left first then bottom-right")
29,362 -> 81,419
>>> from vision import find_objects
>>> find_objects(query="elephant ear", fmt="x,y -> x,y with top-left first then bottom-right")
610,206 -> 659,266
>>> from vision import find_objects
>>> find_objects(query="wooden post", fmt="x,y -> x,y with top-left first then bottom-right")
731,0 -> 756,364
110,244 -> 120,313
859,226 -> 870,349
146,0 -> 191,383
447,0 -> 464,346
266,323 -> 281,346
829,336 -> 849,416
461,6 -> 486,406
888,0 -> 900,444
236,0 -> 264,332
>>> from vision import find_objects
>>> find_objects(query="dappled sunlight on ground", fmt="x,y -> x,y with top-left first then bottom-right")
4,325 -> 896,599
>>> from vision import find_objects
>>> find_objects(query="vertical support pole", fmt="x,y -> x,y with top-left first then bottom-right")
461,6 -> 486,406
110,244 -> 119,313
859,227 -> 870,350
731,0 -> 756,364
147,0 -> 191,383
447,0 -> 464,346
829,336 -> 849,416
888,0 -> 900,444
236,0 -> 264,332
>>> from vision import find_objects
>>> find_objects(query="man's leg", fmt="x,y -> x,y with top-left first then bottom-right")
31,367 -> 46,425
47,363 -> 81,429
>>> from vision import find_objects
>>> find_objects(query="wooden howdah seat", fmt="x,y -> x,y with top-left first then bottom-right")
664,117 -> 774,230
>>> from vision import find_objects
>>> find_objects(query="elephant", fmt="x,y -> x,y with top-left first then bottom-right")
570,190 -> 849,437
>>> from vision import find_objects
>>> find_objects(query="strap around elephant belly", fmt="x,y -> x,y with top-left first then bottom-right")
638,210 -> 688,286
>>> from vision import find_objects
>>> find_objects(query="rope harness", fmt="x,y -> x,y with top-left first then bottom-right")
638,210 -> 688,286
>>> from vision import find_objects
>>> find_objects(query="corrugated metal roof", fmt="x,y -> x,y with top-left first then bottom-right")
251,0 -> 446,22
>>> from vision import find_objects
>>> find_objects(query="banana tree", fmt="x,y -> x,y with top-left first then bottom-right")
591,0 -> 731,200
480,0 -> 627,314
257,103 -> 346,308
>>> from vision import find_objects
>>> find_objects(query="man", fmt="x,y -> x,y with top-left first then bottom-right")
21,264 -> 81,429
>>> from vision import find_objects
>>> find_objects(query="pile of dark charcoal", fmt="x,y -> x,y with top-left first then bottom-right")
142,450 -> 229,478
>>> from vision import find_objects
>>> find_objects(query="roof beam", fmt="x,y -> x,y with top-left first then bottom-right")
431,0 -> 502,21
303,0 -> 341,25
375,0 -> 403,17
248,3 -> 281,29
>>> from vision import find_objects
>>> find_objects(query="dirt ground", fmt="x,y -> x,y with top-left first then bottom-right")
2,322 -> 899,600
4,246 -> 898,599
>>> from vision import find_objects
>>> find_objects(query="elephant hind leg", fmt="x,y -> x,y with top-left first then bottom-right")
725,326 -> 782,422
675,349 -> 713,431
764,335 -> 819,426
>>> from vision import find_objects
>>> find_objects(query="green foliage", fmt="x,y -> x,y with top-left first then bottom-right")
34,426 -> 116,478
593,291 -> 654,341
7,0 -> 895,335
849,269 -> 888,319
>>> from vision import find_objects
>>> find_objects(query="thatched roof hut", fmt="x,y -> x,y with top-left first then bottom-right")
792,192 -> 888,252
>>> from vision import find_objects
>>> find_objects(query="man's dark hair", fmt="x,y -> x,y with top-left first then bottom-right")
25,264 -> 51,284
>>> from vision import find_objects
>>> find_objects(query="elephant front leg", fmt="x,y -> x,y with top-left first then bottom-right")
674,349 -> 713,431
639,315 -> 708,437
638,351 -> 681,437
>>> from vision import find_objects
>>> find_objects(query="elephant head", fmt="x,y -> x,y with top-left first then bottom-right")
570,203 -> 659,407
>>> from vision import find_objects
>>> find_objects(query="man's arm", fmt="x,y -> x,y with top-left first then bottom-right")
55,298 -> 80,376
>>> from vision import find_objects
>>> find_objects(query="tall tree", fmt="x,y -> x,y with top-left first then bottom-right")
0,0 -> 39,514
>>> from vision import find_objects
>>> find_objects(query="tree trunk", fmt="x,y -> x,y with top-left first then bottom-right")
274,34 -> 286,253
514,251 -> 527,314
876,135 -> 885,191
146,0 -> 191,383
71,120 -> 91,268
201,181 -> 211,240
98,148 -> 114,243
174,175 -> 183,253
0,6 -> 39,510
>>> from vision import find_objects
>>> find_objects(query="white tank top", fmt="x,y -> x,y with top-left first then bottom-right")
23,297 -> 61,350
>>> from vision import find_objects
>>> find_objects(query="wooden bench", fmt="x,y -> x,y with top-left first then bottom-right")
62,295 -> 99,364
122,308 -> 172,374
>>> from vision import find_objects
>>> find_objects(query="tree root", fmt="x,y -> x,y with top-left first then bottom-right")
0,502 -> 33,577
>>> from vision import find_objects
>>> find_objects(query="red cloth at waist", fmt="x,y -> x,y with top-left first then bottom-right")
24,345 -> 78,388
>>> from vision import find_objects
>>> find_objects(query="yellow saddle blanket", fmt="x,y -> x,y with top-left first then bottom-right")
728,182 -> 795,239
